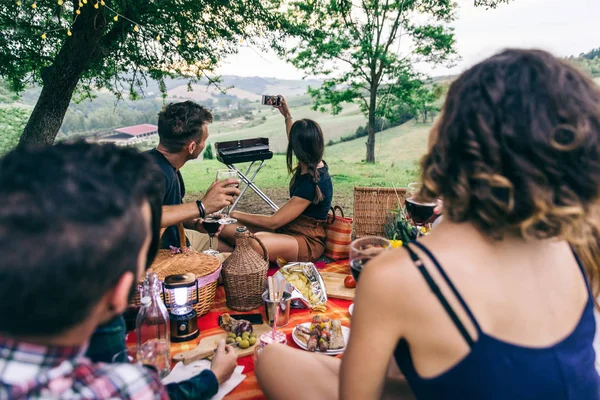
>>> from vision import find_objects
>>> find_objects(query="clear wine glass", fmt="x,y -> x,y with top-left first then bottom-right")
349,236 -> 391,315
349,236 -> 392,283
405,182 -> 437,230
202,213 -> 221,256
216,169 -> 238,225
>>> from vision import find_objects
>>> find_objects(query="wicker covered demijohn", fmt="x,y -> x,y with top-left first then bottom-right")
130,224 -> 221,317
222,226 -> 269,311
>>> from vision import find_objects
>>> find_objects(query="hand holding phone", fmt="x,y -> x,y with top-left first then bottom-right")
262,95 -> 281,106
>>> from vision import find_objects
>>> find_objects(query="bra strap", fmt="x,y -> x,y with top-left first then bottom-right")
404,244 -> 475,348
411,241 -> 483,333
570,246 -> 593,298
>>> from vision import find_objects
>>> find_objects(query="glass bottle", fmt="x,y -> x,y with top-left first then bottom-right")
136,272 -> 171,378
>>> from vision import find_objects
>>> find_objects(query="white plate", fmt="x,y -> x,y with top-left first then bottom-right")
292,322 -> 350,355
349,303 -> 354,316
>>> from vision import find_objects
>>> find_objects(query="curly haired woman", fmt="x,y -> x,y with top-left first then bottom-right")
256,49 -> 600,399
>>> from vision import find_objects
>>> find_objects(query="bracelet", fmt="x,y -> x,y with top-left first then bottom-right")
284,116 -> 293,121
196,200 -> 206,219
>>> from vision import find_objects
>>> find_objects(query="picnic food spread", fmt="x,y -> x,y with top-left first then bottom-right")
293,315 -> 345,353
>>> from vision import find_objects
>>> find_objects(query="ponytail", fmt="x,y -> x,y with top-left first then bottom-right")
307,163 -> 324,204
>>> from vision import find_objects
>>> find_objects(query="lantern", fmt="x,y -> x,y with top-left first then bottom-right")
163,273 -> 199,342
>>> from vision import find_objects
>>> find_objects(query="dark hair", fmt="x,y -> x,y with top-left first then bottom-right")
420,49 -> 600,294
286,119 -> 325,204
0,142 -> 162,337
157,101 -> 213,153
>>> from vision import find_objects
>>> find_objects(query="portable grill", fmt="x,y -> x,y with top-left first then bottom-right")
215,138 -> 279,211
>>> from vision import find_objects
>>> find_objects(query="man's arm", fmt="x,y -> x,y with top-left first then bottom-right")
165,370 -> 219,400
160,179 -> 241,229
161,203 -> 200,229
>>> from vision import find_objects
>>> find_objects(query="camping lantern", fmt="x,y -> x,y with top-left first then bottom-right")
163,273 -> 199,342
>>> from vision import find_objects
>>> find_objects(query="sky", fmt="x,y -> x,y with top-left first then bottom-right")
217,0 -> 599,80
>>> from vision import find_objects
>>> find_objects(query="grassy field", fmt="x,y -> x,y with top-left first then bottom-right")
180,119 -> 432,214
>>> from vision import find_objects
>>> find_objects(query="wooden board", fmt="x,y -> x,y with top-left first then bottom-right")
173,323 -> 271,364
321,272 -> 355,301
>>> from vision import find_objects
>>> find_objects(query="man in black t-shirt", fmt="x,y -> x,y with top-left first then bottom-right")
147,101 -> 239,253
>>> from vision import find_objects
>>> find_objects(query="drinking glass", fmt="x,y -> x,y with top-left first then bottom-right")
405,182 -> 437,228
216,169 -> 238,225
349,236 -> 391,315
202,213 -> 221,256
112,347 -> 139,364
349,236 -> 391,283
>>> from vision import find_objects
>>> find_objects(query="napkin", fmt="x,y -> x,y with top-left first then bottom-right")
162,360 -> 246,400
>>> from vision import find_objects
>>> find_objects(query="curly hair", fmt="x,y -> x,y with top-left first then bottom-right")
157,101 -> 213,152
420,49 -> 600,295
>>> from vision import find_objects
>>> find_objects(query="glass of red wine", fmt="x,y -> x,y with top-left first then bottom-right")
405,182 -> 437,233
349,236 -> 392,283
202,214 -> 221,256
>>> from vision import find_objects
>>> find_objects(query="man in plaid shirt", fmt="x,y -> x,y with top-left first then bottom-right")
0,143 -> 236,399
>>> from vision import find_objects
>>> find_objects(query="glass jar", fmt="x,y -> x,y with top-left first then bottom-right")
253,331 -> 287,365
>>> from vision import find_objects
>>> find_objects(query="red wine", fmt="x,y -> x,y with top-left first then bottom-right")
350,259 -> 365,282
202,218 -> 220,235
405,198 -> 436,225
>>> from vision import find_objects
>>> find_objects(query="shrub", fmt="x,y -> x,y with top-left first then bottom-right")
203,142 -> 214,160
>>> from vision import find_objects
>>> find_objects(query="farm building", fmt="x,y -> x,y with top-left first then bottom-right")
98,124 -> 158,145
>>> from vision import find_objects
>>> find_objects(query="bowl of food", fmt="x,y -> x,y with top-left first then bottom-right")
276,262 -> 328,312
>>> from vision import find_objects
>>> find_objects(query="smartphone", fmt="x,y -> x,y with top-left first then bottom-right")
261,95 -> 281,106
219,313 -> 264,325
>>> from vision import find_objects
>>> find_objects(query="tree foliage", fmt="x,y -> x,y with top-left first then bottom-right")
0,0 -> 285,145
0,107 -> 30,156
473,0 -> 513,8
280,0 -> 457,163
566,48 -> 600,78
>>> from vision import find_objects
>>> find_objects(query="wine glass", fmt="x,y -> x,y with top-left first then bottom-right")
202,213 -> 221,256
349,236 -> 391,314
349,236 -> 392,282
405,182 -> 437,232
112,347 -> 139,364
216,169 -> 238,225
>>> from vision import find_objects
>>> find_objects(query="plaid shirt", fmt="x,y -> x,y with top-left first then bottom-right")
0,337 -> 169,399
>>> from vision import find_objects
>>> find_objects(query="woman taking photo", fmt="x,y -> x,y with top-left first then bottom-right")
222,96 -> 333,263
255,49 -> 600,399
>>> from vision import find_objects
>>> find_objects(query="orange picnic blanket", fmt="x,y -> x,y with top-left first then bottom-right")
147,260 -> 353,400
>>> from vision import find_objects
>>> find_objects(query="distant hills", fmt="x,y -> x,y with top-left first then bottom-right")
141,75 -> 322,103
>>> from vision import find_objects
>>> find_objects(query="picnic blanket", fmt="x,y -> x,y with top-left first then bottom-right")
129,260 -> 352,400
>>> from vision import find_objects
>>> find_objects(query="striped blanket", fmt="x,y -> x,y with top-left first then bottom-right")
142,260 -> 353,400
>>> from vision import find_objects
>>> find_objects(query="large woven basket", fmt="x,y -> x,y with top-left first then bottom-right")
222,228 -> 269,311
353,187 -> 407,238
130,224 -> 221,317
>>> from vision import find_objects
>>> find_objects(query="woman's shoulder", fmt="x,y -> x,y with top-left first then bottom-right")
358,246 -> 433,312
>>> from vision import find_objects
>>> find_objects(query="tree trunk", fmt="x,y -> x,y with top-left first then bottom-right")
365,87 -> 377,163
19,9 -> 105,147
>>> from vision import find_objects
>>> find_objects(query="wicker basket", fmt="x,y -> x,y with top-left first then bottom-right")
130,224 -> 221,317
222,227 -> 269,311
353,187 -> 407,238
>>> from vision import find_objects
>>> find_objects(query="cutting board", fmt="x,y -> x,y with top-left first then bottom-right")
173,323 -> 271,364
321,272 -> 355,301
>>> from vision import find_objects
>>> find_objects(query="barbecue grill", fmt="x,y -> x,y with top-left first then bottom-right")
215,138 -> 279,211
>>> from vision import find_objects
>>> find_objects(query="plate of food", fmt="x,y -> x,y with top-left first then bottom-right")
292,315 -> 350,355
